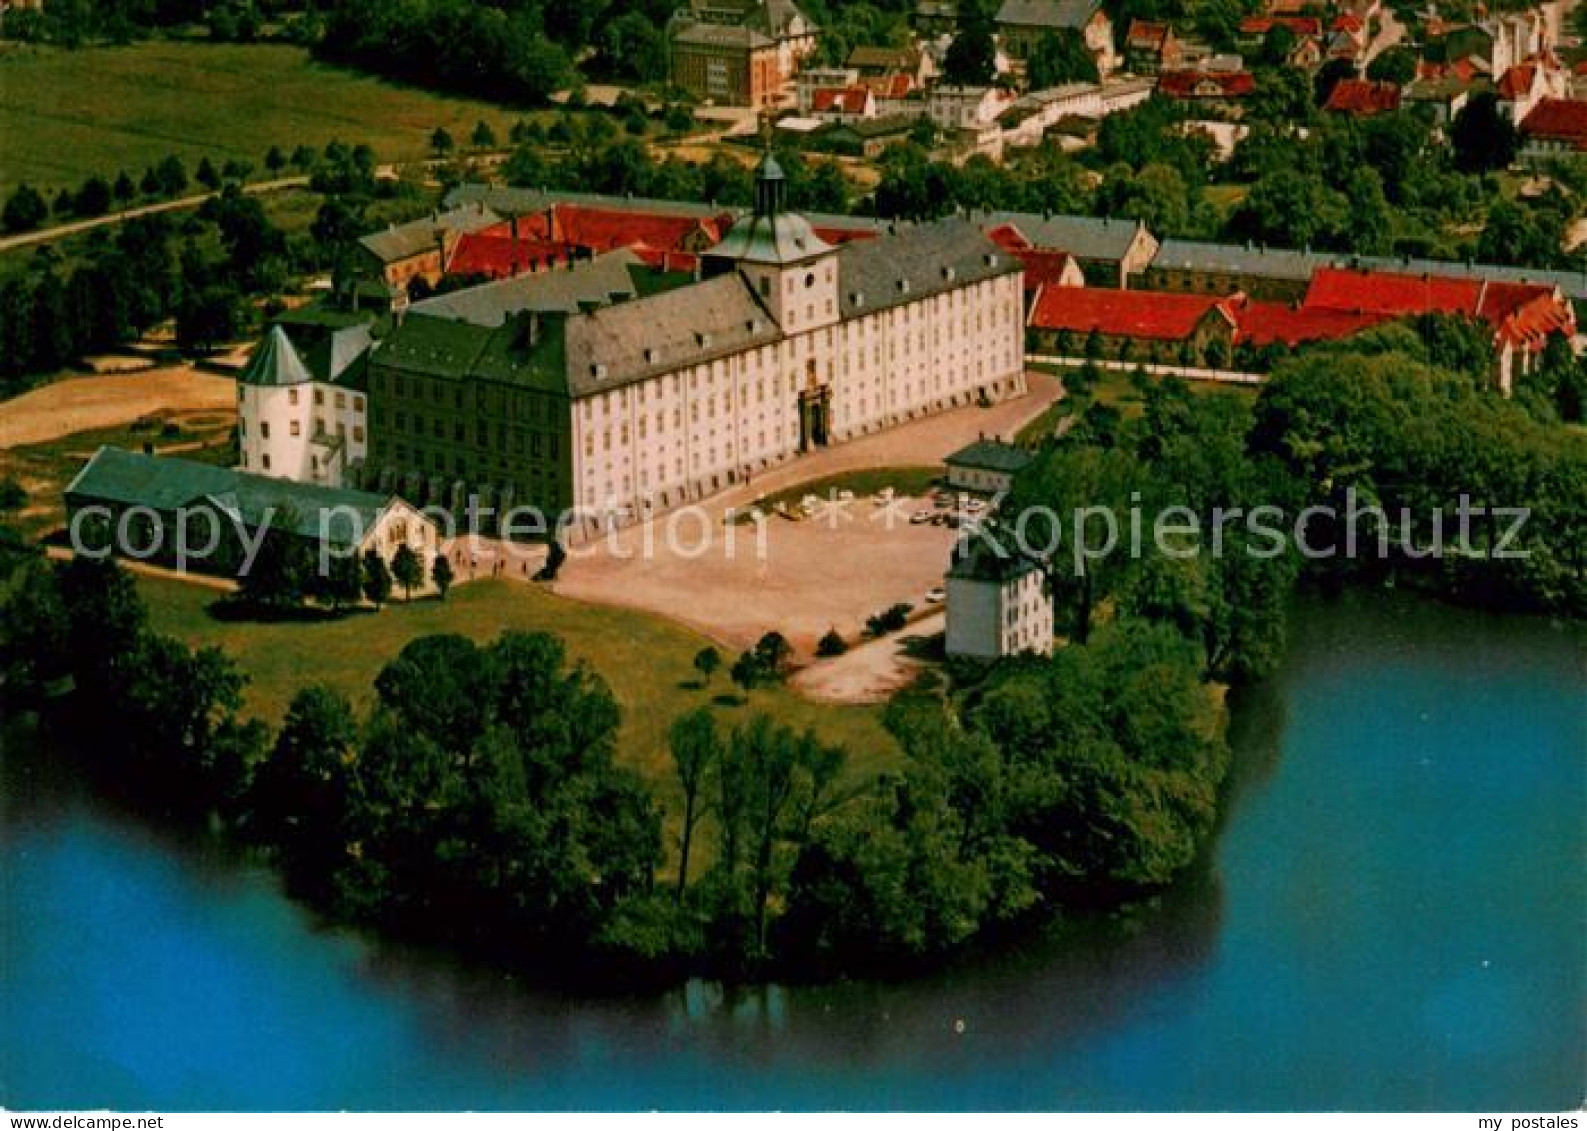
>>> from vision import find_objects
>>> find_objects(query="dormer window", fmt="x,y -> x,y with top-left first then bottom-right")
643,347 -> 657,364
591,363 -> 607,380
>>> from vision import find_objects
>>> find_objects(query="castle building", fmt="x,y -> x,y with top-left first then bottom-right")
357,153 -> 1027,535
236,309 -> 374,486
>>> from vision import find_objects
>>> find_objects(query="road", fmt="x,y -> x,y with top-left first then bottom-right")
0,175 -> 313,254
1361,7 -> 1405,67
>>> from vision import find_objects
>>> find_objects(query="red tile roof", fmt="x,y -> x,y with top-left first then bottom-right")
1497,63 -> 1538,99
1305,266 -> 1483,316
1158,70 -> 1256,99
447,232 -> 566,280
1332,12 -> 1365,33
811,225 -> 877,246
1223,296 -> 1387,347
1126,19 -> 1172,48
1240,15 -> 1322,36
444,204 -> 733,280
1324,79 -> 1403,115
812,87 -> 873,114
985,223 -> 1033,252
1029,286 -> 1233,340
1303,267 -> 1574,353
1520,98 -> 1587,149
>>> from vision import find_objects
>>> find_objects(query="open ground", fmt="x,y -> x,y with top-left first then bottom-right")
552,371 -> 1062,656
0,41 -> 532,196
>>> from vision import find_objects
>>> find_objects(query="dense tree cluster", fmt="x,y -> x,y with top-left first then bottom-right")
319,0 -> 574,107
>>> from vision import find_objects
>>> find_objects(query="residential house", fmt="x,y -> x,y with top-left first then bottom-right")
1157,69 -> 1257,111
1519,97 -> 1587,162
810,86 -> 879,123
1495,61 -> 1568,122
1324,79 -> 1404,116
995,0 -> 1117,75
1124,20 -> 1183,74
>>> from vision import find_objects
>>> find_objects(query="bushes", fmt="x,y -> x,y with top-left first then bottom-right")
865,602 -> 913,638
816,629 -> 848,657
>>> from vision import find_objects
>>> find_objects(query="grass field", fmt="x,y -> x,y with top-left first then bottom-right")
0,40 -> 533,196
751,466 -> 943,512
138,575 -> 900,803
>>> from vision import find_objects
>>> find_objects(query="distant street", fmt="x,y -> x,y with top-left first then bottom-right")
0,175 -> 313,254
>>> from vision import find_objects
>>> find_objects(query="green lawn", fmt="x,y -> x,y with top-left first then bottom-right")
0,40 -> 533,196
138,575 -> 900,799
749,466 -> 942,512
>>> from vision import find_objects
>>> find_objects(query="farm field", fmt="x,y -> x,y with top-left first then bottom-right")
0,40 -> 529,196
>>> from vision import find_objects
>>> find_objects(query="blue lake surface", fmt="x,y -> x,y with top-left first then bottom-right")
3,593 -> 1583,1110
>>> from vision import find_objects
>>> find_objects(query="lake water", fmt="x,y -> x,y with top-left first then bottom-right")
3,593 -> 1583,1111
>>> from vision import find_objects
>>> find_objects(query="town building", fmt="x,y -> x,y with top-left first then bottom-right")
944,436 -> 1034,493
1495,60 -> 1568,121
66,446 -> 440,588
1157,69 -> 1257,110
1519,97 -> 1587,162
669,0 -> 818,106
1323,79 -> 1404,116
1123,20 -> 1183,74
669,23 -> 784,107
995,0 -> 1116,76
945,537 -> 1052,660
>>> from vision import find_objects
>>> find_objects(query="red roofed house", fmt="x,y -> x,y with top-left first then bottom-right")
1302,266 -> 1576,392
1496,61 -> 1568,121
810,86 -> 878,123
1124,20 -> 1183,74
1026,284 -> 1240,363
1157,69 -> 1256,108
1324,79 -> 1403,115
1520,97 -> 1587,159
1238,15 -> 1323,40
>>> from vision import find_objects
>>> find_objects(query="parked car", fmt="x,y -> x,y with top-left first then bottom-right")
925,586 -> 946,604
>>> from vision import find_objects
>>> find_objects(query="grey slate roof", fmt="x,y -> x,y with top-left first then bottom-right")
947,534 -> 1042,582
672,21 -> 775,47
357,204 -> 500,265
707,210 -> 833,265
1148,239 -> 1587,303
409,250 -> 644,327
239,326 -> 314,387
945,438 -> 1034,473
565,274 -> 779,396
372,314 -> 494,380
995,0 -> 1102,29
837,217 -> 1022,318
983,211 -> 1145,262
1150,238 -> 1338,282
65,447 -> 399,547
445,183 -> 733,219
